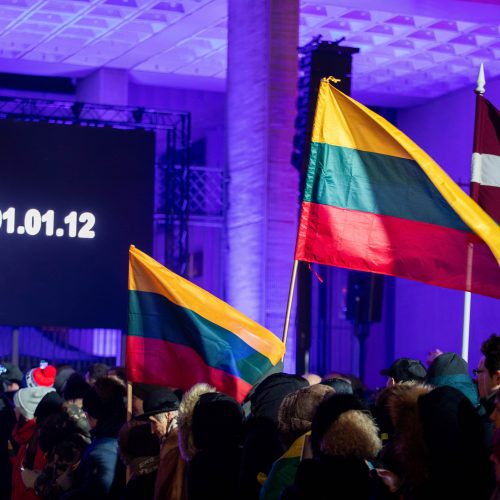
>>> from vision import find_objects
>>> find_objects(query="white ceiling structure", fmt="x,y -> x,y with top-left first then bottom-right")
0,0 -> 498,107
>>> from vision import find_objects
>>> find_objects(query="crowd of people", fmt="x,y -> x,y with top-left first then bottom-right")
1,333 -> 500,500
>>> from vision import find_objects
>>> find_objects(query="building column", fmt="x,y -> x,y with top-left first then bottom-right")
226,0 -> 299,370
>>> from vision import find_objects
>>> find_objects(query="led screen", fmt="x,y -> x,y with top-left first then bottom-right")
0,120 -> 155,329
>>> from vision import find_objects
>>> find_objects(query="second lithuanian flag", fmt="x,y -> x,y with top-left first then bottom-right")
126,246 -> 285,403
295,78 -> 500,299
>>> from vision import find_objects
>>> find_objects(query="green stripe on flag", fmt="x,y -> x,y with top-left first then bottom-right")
303,142 -> 470,232
128,290 -> 274,385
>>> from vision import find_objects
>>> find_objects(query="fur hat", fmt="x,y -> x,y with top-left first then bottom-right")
311,394 -> 381,460
14,386 -> 55,420
24,363 -> 56,388
178,383 -> 216,461
278,384 -> 334,448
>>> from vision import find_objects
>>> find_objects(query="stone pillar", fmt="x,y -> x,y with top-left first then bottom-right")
226,0 -> 299,370
76,68 -> 128,105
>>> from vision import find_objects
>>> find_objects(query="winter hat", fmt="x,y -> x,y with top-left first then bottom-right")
310,393 -> 366,458
321,377 -> 353,395
24,363 -> 56,388
34,391 -> 64,425
54,367 -> 75,394
135,388 -> 180,421
381,358 -> 427,383
425,352 -> 480,409
278,384 -> 334,448
249,372 -> 309,422
0,362 -> 23,385
14,386 -> 55,420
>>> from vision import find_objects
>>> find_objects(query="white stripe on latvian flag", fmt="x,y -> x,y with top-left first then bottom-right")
471,152 -> 500,188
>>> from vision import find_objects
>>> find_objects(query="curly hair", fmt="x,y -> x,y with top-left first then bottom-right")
481,334 -> 500,376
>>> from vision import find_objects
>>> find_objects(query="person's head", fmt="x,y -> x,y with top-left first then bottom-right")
278,384 -> 334,448
13,386 -> 55,421
310,393 -> 381,460
85,363 -> 109,386
381,358 -> 427,387
82,376 -> 126,429
62,373 -> 90,403
302,373 -> 322,385
54,365 -> 75,394
191,392 -> 244,450
34,391 -> 64,426
107,366 -> 127,387
249,372 -> 309,422
321,377 -> 353,395
478,334 -> 500,398
0,362 -> 23,393
135,388 -> 180,439
24,361 -> 56,388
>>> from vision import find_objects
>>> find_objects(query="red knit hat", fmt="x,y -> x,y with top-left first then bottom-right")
25,363 -> 56,388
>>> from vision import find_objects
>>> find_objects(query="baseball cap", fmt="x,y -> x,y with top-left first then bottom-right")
381,358 -> 427,383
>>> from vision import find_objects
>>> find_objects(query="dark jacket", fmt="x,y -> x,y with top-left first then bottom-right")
0,393 -> 16,498
61,416 -> 125,499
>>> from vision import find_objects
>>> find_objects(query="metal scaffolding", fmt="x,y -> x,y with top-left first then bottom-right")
0,95 -> 191,275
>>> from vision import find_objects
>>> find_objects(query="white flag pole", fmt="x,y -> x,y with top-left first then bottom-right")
462,63 -> 486,362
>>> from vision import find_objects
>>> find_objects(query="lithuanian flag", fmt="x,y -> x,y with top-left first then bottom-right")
295,78 -> 500,298
126,246 -> 285,402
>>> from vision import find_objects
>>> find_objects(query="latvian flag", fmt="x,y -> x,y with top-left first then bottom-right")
471,95 -> 500,223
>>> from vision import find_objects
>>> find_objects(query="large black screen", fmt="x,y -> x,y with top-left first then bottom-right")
0,120 -> 155,329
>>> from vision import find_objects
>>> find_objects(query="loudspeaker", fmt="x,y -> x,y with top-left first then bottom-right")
346,271 -> 384,324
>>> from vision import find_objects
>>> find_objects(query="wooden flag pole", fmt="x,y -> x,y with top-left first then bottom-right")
462,63 -> 486,362
282,260 -> 299,355
126,381 -> 133,483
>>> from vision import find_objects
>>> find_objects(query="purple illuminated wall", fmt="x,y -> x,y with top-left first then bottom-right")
389,77 -> 500,378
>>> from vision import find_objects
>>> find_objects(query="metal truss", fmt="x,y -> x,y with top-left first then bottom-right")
0,95 -> 191,275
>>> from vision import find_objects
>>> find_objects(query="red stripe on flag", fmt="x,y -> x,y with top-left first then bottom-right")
295,201 -> 500,298
126,336 -> 253,403
471,182 -> 500,223
474,96 -> 500,156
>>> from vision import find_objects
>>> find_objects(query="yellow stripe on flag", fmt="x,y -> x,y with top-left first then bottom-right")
128,246 -> 285,364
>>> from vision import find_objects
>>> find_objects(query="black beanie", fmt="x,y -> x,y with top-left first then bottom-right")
34,391 -> 64,425
250,373 -> 309,422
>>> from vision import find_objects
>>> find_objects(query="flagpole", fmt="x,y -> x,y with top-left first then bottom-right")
282,260 -> 299,352
462,64 -> 486,362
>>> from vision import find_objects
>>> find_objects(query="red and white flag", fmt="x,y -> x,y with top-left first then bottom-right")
471,95 -> 500,223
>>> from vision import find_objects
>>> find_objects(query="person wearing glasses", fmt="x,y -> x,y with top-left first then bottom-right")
475,334 -> 500,418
